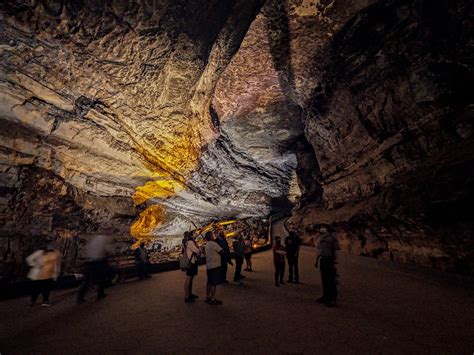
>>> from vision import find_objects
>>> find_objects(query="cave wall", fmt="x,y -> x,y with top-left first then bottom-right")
0,0 -> 472,278
289,0 -> 474,273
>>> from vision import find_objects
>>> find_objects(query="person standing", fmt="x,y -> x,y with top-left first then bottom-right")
77,234 -> 110,303
232,233 -> 245,285
26,243 -> 61,308
184,231 -> 201,303
243,236 -> 253,272
215,231 -> 232,283
204,231 -> 223,305
273,236 -> 286,287
285,231 -> 301,283
315,227 -> 339,307
135,242 -> 151,280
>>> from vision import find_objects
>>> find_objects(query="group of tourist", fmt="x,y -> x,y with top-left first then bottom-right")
24,226 -> 339,308
182,229 -> 255,305
180,225 -> 339,307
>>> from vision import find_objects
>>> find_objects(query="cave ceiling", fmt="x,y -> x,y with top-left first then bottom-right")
1,0 -> 363,237
2,0 -> 471,264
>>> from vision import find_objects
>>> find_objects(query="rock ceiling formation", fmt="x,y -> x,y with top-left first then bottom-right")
1,0 -> 472,273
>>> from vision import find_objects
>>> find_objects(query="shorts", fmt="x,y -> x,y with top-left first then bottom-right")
186,262 -> 198,277
206,267 -> 221,286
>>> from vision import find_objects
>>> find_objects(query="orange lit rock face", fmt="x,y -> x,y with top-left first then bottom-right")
0,0 -> 265,244
130,205 -> 166,247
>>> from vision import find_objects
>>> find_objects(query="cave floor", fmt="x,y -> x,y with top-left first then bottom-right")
1,247 -> 473,354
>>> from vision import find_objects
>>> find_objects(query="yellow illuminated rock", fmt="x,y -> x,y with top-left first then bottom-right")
130,205 -> 165,248
132,180 -> 185,205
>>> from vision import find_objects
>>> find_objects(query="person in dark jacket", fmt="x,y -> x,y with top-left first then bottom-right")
135,242 -> 151,280
215,231 -> 233,283
315,227 -> 340,307
273,236 -> 286,287
232,233 -> 245,285
285,231 -> 301,283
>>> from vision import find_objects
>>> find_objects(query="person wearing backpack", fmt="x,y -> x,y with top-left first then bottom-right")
183,231 -> 201,303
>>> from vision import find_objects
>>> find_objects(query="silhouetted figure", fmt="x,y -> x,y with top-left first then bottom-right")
77,235 -> 110,303
315,227 -> 339,307
135,242 -> 151,280
184,231 -> 201,303
26,243 -> 61,308
244,236 -> 253,271
232,234 -> 245,285
215,231 -> 232,283
204,231 -> 223,305
285,231 -> 301,283
273,236 -> 286,287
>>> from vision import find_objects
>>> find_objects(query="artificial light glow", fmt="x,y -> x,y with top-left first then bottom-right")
132,179 -> 184,205
130,205 -> 165,248
218,219 -> 237,226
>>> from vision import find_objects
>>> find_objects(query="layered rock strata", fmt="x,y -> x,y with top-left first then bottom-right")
288,0 -> 474,274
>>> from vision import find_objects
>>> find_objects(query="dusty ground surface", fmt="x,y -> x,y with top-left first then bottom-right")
1,247 -> 473,354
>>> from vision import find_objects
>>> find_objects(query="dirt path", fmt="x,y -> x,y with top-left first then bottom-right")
1,247 -> 473,354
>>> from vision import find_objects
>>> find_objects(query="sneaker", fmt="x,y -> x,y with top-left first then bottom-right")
184,297 -> 195,303
41,303 -> 52,307
27,303 -> 35,309
190,294 -> 199,299
233,281 -> 242,286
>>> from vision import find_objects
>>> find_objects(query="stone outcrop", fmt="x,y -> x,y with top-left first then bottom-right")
288,0 -> 474,274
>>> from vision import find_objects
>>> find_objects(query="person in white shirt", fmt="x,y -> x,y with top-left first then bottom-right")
204,231 -> 223,305
184,231 -> 201,303
26,243 -> 61,308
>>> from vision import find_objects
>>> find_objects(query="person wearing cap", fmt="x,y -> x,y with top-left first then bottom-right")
273,236 -> 286,287
26,242 -> 61,308
315,227 -> 339,307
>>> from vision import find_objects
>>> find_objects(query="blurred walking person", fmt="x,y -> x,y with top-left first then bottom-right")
273,236 -> 286,287
77,234 -> 110,303
26,242 -> 61,308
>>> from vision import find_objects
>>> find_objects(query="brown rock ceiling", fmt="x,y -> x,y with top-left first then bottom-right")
0,0 -> 472,275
